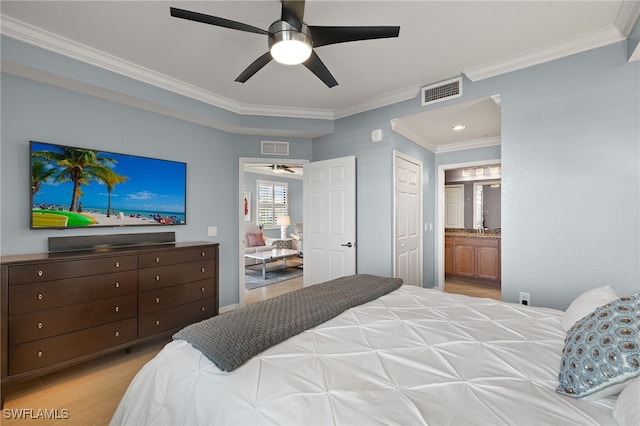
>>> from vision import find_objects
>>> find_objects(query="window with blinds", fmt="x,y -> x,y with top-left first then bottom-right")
257,179 -> 288,227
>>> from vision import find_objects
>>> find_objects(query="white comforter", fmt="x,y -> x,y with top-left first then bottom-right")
111,286 -> 617,425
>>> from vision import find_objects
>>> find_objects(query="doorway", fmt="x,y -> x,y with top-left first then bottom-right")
436,160 -> 501,291
238,157 -> 308,307
393,151 -> 423,286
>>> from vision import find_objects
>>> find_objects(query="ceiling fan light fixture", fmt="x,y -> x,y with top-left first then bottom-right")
269,22 -> 312,65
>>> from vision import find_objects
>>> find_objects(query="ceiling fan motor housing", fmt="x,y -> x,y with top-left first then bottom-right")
268,21 -> 312,64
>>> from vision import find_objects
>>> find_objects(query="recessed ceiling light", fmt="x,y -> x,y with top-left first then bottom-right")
451,124 -> 466,131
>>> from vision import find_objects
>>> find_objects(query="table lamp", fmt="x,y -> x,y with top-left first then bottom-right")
277,215 -> 291,239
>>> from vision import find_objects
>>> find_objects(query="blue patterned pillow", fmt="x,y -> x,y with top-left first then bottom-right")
557,291 -> 640,399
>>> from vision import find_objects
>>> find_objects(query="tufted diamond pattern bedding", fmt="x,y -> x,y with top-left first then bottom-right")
111,286 -> 617,425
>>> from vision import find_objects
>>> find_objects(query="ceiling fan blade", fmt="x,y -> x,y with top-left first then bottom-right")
281,0 -> 305,31
303,51 -> 338,88
235,52 -> 273,83
308,26 -> 400,47
170,7 -> 268,35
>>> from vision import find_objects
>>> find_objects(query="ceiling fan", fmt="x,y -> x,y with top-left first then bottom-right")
170,1 -> 400,88
270,164 -> 299,174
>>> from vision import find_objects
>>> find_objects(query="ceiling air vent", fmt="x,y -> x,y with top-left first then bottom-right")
421,77 -> 463,107
261,140 -> 289,156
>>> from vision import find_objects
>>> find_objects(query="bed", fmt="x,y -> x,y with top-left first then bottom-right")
111,275 -> 639,425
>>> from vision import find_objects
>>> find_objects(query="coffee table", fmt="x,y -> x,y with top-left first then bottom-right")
244,248 -> 301,279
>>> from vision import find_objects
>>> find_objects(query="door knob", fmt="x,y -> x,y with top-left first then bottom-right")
341,242 -> 353,248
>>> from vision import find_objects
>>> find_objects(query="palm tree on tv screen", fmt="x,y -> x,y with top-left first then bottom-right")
33,147 -> 124,212
97,170 -> 128,217
31,157 -> 56,203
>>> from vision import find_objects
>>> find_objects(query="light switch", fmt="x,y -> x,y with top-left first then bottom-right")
207,226 -> 217,236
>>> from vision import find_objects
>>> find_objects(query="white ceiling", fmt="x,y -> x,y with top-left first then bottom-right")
2,1 -> 639,150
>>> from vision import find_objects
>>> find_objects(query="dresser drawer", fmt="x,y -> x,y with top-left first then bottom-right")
8,270 -> 137,315
138,260 -> 214,291
139,246 -> 216,269
138,297 -> 215,338
8,318 -> 137,375
8,255 -> 137,285
139,280 -> 214,314
9,294 -> 137,345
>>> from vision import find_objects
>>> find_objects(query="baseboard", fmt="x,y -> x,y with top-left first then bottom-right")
219,303 -> 240,314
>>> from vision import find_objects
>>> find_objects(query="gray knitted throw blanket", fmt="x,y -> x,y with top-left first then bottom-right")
173,274 -> 403,372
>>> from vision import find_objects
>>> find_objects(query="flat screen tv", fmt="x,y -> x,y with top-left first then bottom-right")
30,141 -> 186,229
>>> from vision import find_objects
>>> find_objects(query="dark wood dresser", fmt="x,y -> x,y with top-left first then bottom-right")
0,241 -> 218,405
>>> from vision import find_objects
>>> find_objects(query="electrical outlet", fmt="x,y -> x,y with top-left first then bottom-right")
519,292 -> 530,306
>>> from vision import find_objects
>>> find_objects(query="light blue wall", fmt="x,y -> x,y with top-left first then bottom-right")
2,34 -> 639,311
317,42 -> 639,309
497,43 -> 639,308
0,73 -> 313,308
313,107 -> 436,285
0,73 -> 230,308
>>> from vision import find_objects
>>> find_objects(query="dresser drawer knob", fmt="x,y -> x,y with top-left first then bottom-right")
37,322 -> 43,329
115,331 -> 120,337
155,297 -> 160,304
37,270 -> 43,277
37,293 -> 44,300
155,320 -> 160,326
201,306 -> 205,312
37,351 -> 43,358
155,257 -> 160,263
201,267 -> 206,273
201,287 -> 205,292
115,306 -> 119,312
115,282 -> 120,288
201,252 -> 205,257
115,262 -> 120,268
155,275 -> 161,281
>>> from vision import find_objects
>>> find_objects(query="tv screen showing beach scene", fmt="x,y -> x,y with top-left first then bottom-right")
30,141 -> 186,229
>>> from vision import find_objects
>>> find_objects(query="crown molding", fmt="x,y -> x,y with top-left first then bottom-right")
2,13 -> 634,122
334,85 -> 421,119
1,59 -> 330,138
391,118 -> 501,153
463,26 -> 624,82
390,118 -> 438,152
0,14 -> 334,121
615,1 -> 640,37
435,137 -> 501,154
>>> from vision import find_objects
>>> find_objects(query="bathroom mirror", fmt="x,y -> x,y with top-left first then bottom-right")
473,180 -> 501,229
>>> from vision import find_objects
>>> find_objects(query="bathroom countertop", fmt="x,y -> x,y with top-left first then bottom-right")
445,230 -> 501,239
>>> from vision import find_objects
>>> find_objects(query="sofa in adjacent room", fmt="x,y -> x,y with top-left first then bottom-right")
244,223 -> 280,266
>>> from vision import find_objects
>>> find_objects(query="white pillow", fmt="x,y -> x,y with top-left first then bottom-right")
561,286 -> 618,331
613,376 -> 640,426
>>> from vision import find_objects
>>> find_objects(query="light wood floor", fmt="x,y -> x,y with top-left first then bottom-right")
246,276 -> 501,304
2,338 -> 169,425
245,275 -> 303,305
2,277 -> 499,424
444,277 -> 501,300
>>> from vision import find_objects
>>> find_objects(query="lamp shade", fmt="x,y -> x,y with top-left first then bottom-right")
277,216 -> 291,226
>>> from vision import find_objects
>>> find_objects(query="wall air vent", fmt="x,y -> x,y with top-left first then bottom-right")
261,140 -> 289,156
421,77 -> 463,106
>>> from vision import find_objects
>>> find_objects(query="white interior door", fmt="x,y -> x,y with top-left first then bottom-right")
303,156 -> 356,286
445,185 -> 465,228
394,153 -> 422,286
